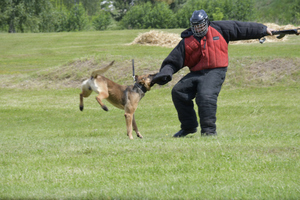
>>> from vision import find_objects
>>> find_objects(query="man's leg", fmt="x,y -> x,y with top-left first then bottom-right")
172,73 -> 198,132
195,68 -> 227,135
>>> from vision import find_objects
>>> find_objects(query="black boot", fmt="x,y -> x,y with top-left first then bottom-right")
173,128 -> 197,138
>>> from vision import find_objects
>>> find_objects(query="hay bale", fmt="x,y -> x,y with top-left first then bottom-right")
130,30 -> 181,48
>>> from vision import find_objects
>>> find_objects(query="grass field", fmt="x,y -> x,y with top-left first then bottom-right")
0,30 -> 300,199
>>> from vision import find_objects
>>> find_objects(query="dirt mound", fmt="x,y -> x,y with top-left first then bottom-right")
224,57 -> 300,87
131,24 -> 299,47
1,57 -> 299,89
1,57 -> 158,89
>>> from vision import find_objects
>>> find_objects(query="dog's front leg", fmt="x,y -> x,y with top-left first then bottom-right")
124,113 -> 134,139
132,115 -> 143,139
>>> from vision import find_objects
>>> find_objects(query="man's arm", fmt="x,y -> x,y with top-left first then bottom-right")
211,21 -> 270,43
151,40 -> 185,85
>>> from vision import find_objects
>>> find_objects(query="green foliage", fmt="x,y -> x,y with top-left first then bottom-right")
121,2 -> 175,29
0,0 -> 299,33
120,2 -> 152,29
149,2 -> 176,28
175,0 -> 207,28
66,3 -> 88,31
0,0 -> 55,33
92,10 -> 111,30
254,0 -> 300,24
231,0 -> 255,21
175,0 -> 255,28
212,7 -> 224,21
110,0 -> 132,21
52,7 -> 69,32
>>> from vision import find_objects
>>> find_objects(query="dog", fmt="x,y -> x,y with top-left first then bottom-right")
79,60 -> 157,139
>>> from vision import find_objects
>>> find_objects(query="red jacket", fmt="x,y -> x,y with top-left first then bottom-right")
159,21 -> 267,74
184,26 -> 228,71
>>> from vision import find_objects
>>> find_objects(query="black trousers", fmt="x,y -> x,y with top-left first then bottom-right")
171,67 -> 227,134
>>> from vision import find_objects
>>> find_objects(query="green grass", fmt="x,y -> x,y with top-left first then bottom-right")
0,30 -> 180,74
0,30 -> 300,199
0,87 -> 299,199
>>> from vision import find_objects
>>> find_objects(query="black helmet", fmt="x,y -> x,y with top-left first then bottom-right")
190,10 -> 209,37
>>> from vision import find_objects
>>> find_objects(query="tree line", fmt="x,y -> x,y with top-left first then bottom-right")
0,0 -> 299,33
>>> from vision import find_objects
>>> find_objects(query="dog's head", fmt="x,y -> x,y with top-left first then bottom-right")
135,73 -> 157,92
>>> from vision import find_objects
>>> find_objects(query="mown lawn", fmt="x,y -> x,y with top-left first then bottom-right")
0,30 -> 300,199
0,86 -> 299,199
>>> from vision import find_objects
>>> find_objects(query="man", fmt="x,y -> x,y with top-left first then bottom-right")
151,10 -> 274,137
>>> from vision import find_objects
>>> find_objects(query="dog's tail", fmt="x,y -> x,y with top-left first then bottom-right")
91,60 -> 115,79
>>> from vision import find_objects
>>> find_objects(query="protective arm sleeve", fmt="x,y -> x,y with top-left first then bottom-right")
151,65 -> 174,85
212,21 -> 268,43
151,40 -> 185,85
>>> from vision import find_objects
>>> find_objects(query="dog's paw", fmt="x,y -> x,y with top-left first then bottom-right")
137,133 -> 143,139
102,105 -> 109,111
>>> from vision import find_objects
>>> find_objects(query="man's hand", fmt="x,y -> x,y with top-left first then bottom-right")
267,27 -> 276,35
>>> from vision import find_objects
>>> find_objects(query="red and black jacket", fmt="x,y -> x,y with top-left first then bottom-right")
160,20 -> 268,74
184,26 -> 228,71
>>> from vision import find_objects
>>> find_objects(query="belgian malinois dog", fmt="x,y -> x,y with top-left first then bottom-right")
79,61 -> 156,139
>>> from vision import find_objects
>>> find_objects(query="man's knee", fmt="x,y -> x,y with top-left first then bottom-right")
196,94 -> 217,106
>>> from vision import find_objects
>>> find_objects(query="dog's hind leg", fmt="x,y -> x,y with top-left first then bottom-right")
96,92 -> 109,111
79,90 -> 92,111
79,93 -> 84,111
132,115 -> 143,139
79,80 -> 93,111
124,113 -> 134,139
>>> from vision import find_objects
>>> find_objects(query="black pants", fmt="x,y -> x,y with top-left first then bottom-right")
171,67 -> 227,134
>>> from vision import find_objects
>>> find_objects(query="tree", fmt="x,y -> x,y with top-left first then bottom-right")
67,3 -> 88,31
0,0 -> 27,33
232,0 -> 254,21
175,0 -> 207,28
120,2 -> 152,29
120,2 -> 175,29
212,7 -> 224,21
147,2 -> 176,28
0,0 -> 54,33
111,0 -> 133,21
92,9 -> 111,30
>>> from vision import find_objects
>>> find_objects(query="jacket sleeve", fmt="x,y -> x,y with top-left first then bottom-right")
211,21 -> 268,43
160,39 -> 185,74
151,40 -> 185,85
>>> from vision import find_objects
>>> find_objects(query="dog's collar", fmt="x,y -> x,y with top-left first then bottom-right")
134,83 -> 148,93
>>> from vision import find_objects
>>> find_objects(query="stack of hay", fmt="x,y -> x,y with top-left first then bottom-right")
130,30 -> 181,48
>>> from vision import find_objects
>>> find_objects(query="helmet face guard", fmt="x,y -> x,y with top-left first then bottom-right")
190,10 -> 209,38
